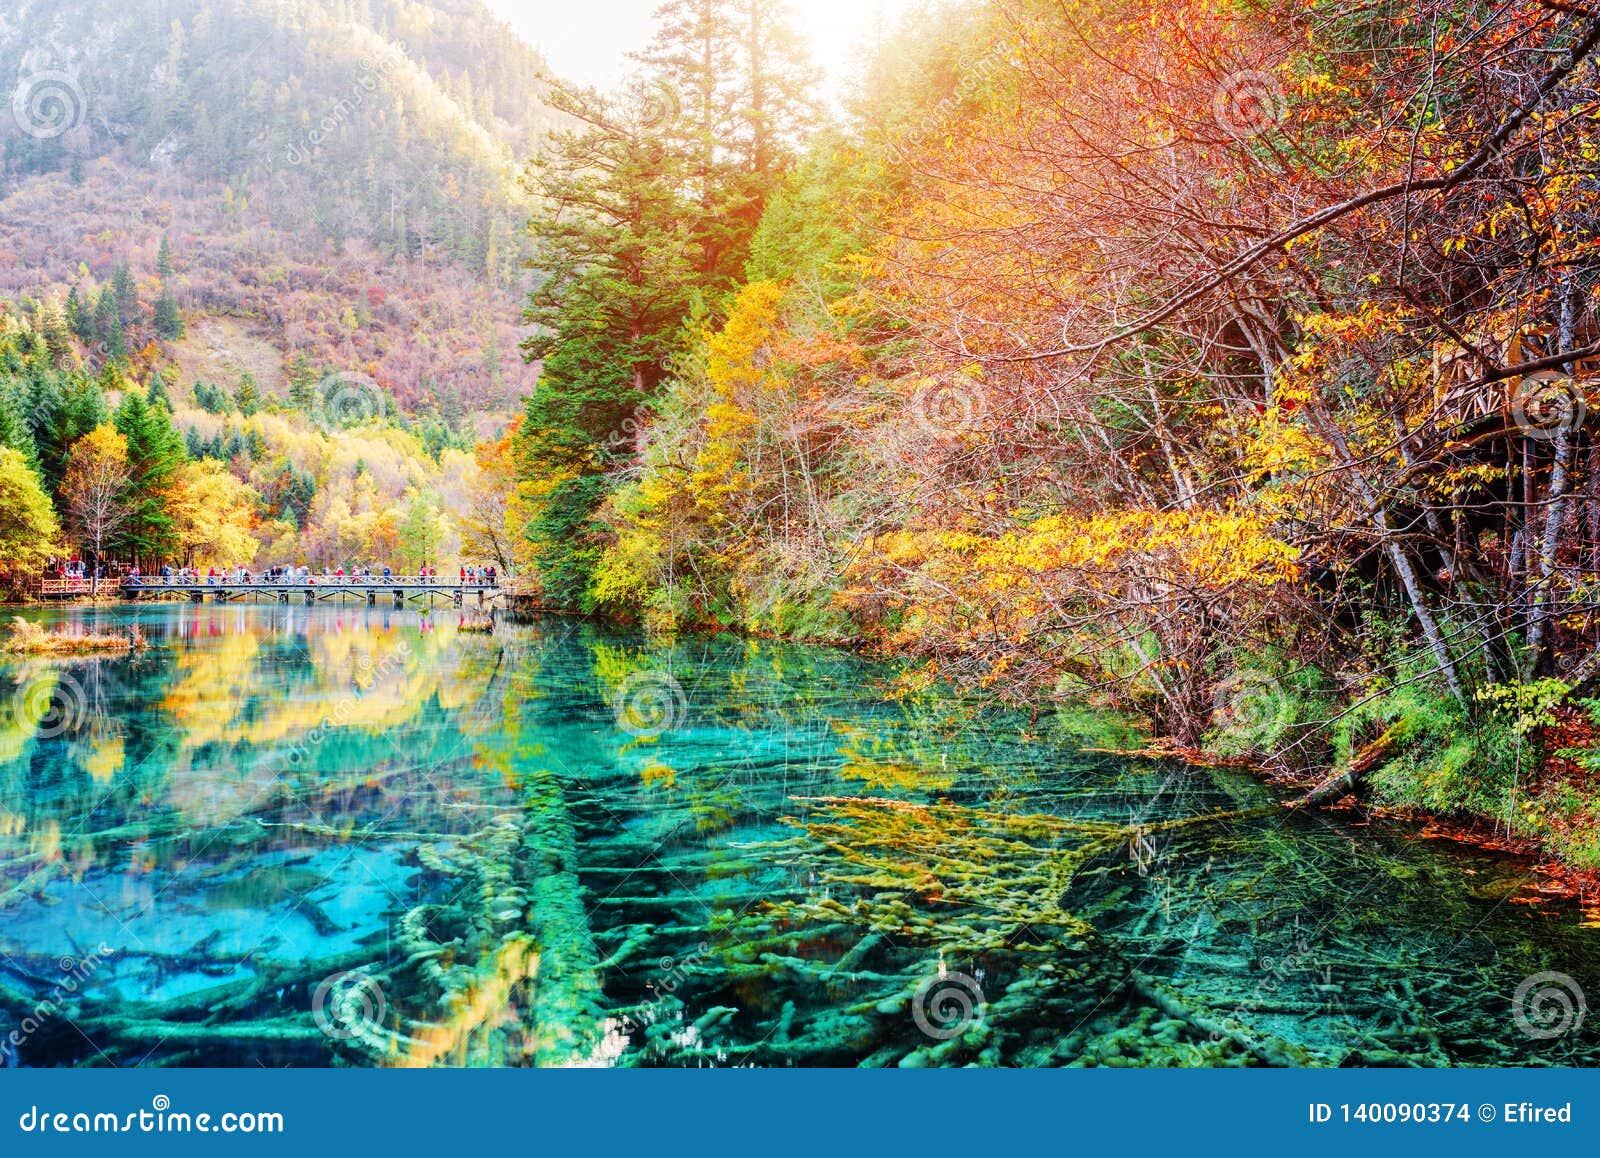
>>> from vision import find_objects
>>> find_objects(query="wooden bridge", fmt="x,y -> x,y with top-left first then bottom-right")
119,576 -> 509,610
37,577 -> 96,599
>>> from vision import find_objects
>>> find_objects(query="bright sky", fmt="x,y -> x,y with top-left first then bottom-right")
483,0 -> 916,103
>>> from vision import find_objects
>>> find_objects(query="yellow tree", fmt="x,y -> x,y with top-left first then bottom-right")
461,422 -> 520,577
0,449 -> 60,587
170,459 -> 262,568
60,425 -> 133,593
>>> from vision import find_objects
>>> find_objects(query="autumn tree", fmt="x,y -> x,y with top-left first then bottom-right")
516,1 -> 815,608
170,458 -> 261,567
0,447 -> 61,582
60,424 -> 133,592
461,423 -> 520,577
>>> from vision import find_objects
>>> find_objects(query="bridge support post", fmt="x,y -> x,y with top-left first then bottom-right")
190,591 -> 203,604
304,589 -> 314,606
367,590 -> 375,607
393,590 -> 404,610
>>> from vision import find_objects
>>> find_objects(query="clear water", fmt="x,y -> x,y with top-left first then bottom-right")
0,604 -> 1595,1067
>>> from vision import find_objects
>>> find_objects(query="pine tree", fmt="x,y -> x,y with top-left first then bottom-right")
92,287 -> 126,362
111,262 -> 139,317
112,390 -> 188,562
233,372 -> 261,416
157,235 -> 176,281
154,290 -> 184,339
65,286 -> 90,342
26,370 -> 107,494
287,351 -> 318,411
0,384 -> 40,476
37,298 -> 72,365
635,0 -> 816,283
147,370 -> 173,411
513,5 -> 813,609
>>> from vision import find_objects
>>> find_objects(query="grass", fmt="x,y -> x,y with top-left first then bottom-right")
2,617 -> 147,655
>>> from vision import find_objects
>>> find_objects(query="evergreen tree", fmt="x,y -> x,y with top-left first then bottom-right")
233,372 -> 261,416
25,370 -> 107,494
157,235 -> 176,281
64,286 -> 91,342
0,384 -> 40,476
37,299 -> 72,365
92,287 -> 126,362
193,380 -> 232,415
513,5 -> 813,608
635,0 -> 816,283
111,262 -> 139,317
154,290 -> 184,339
287,351 -> 318,411
112,390 -> 188,562
147,370 -> 173,411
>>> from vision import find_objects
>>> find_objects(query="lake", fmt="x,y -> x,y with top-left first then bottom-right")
0,604 -> 1595,1067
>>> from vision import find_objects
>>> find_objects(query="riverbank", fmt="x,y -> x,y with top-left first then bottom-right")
585,600 -> 1600,881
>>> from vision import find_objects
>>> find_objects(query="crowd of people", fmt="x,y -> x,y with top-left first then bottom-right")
128,564 -> 502,587
46,559 -> 109,581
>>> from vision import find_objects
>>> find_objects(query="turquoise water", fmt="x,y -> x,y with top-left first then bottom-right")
0,604 -> 1596,1067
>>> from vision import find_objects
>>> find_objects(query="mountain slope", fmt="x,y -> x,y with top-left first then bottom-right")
0,0 -> 553,415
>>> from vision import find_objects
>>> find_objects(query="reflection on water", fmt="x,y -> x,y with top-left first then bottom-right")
0,604 -> 1596,1067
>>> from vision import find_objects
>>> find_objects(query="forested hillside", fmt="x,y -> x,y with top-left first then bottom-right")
0,0 -> 547,412
0,0 -> 554,583
507,0 -> 1600,864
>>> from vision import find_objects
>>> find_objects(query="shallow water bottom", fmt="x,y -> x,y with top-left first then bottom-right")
0,604 -> 1593,1067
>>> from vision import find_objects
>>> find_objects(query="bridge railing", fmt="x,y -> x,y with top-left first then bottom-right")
38,577 -> 94,597
121,575 -> 503,589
